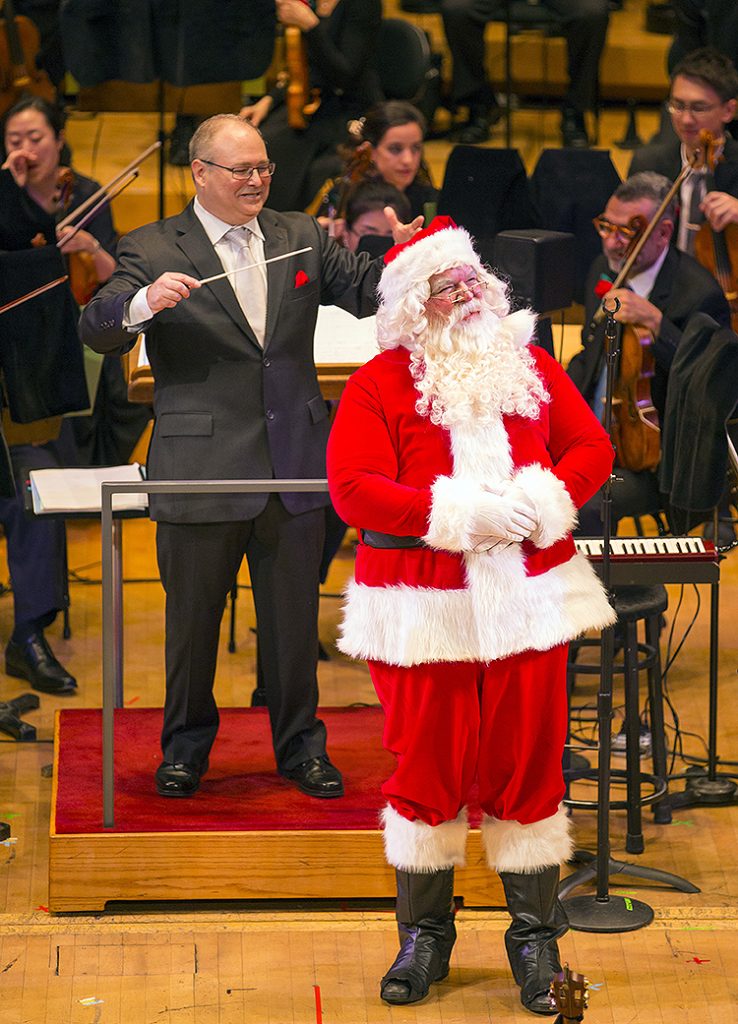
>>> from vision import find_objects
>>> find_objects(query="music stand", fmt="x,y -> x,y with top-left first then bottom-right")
562,298 -> 697,933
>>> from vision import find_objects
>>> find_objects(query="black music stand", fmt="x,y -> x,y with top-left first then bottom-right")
562,298 -> 697,933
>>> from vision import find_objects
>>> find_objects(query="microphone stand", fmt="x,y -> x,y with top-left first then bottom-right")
561,297 -> 656,932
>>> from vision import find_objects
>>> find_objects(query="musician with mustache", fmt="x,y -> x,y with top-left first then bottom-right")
327,217 -> 614,1010
568,172 -> 730,533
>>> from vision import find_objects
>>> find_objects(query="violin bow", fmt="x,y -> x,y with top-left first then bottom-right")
56,140 -> 161,232
57,171 -> 138,250
0,275 -> 69,316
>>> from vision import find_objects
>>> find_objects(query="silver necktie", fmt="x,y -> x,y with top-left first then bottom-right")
228,226 -> 267,345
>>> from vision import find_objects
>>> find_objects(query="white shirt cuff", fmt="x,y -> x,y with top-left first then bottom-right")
124,286 -> 155,330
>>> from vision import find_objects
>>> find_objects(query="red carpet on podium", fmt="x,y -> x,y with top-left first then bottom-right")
54,707 -> 395,834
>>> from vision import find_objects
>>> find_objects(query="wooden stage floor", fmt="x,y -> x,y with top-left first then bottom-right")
1,517 -> 737,1021
3,1 -> 738,1014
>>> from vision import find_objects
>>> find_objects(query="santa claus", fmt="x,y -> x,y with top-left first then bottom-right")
326,216 -> 616,1011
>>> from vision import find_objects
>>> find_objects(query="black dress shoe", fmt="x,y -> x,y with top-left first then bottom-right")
5,633 -> 77,695
281,755 -> 344,798
155,758 -> 209,798
451,102 -> 503,144
561,110 -> 589,148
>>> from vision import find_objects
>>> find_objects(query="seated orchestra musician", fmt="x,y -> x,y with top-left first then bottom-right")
0,96 -> 131,696
342,101 -> 438,224
239,0 -> 382,213
629,47 -> 738,252
567,172 -> 731,535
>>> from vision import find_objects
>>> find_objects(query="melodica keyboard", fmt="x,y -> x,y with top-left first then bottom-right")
574,537 -> 719,585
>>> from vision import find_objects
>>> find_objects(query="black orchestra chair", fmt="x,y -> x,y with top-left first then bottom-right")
376,17 -> 434,106
530,148 -> 621,305
436,145 -> 540,266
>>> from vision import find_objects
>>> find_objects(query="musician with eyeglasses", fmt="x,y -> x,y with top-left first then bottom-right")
568,172 -> 730,533
629,48 -> 738,252
80,113 -> 421,801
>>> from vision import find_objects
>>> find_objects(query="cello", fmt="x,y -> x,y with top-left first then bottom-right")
0,0 -> 55,116
693,130 -> 738,332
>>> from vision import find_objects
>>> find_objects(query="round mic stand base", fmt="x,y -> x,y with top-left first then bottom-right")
669,771 -> 738,807
563,893 -> 654,933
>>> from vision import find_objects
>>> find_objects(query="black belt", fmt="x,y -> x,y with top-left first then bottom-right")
361,529 -> 426,549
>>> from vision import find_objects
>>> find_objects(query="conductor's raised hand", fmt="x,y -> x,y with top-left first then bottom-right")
385,206 -> 424,246
146,272 -> 201,314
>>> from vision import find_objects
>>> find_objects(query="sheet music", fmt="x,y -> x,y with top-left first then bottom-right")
313,306 -> 380,365
29,464 -> 148,514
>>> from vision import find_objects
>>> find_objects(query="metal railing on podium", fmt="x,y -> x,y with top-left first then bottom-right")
100,478 -> 329,828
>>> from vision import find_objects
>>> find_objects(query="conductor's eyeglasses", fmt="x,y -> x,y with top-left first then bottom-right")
201,159 -> 276,180
592,216 -> 638,241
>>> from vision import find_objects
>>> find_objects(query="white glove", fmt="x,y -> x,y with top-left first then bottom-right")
467,485 -> 538,552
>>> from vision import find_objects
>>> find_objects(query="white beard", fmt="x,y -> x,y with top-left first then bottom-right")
411,302 -> 549,426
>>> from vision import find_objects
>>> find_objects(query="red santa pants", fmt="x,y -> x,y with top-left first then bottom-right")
369,643 -> 569,828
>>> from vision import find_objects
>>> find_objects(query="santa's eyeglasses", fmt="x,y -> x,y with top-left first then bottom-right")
429,275 -> 486,303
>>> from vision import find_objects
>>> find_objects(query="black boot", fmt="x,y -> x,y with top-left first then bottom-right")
500,865 -> 568,1015
380,868 -> 456,1005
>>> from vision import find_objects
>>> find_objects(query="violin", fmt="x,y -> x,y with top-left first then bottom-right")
55,165 -> 99,307
0,0 -> 55,116
587,143 -> 710,473
693,130 -> 738,332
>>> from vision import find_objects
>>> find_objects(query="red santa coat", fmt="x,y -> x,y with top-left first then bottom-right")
327,324 -> 617,667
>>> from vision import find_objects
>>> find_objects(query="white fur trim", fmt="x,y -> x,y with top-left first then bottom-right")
423,475 -> 485,551
337,551 -> 616,667
481,808 -> 573,872
381,804 -> 468,871
512,464 -> 578,550
503,308 -> 538,349
379,226 -> 479,306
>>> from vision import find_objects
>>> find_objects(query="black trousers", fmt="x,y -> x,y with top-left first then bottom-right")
0,442 -> 67,635
440,0 -> 609,113
156,496 -> 327,771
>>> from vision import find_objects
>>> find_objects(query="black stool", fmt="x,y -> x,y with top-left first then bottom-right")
566,584 -> 671,854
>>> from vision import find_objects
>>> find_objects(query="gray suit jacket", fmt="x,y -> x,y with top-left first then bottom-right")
80,203 -> 382,522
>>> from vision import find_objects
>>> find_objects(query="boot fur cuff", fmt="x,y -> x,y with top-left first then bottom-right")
481,807 -> 573,873
381,805 -> 468,871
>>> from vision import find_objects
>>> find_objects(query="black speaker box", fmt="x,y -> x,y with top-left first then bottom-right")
493,230 -> 576,313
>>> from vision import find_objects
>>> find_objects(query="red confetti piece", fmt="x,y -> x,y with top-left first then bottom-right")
125,696 -> 140,705
689,957 -> 711,964
36,905 -> 49,913
313,984 -> 323,1024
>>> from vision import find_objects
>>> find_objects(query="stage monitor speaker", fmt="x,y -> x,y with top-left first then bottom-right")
493,229 -> 576,313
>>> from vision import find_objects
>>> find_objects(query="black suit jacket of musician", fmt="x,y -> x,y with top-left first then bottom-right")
628,134 -> 738,218
79,203 -> 382,523
567,246 -> 731,423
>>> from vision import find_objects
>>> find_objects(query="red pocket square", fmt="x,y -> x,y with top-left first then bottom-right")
295,270 -> 309,288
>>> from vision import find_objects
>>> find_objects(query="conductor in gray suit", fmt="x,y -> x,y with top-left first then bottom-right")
80,114 -> 421,800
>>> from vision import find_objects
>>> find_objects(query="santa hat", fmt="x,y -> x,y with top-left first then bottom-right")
376,216 -> 505,350
380,216 -> 481,301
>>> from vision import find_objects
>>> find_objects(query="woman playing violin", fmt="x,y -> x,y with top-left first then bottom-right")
239,0 -> 382,212
1,96 -> 115,276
